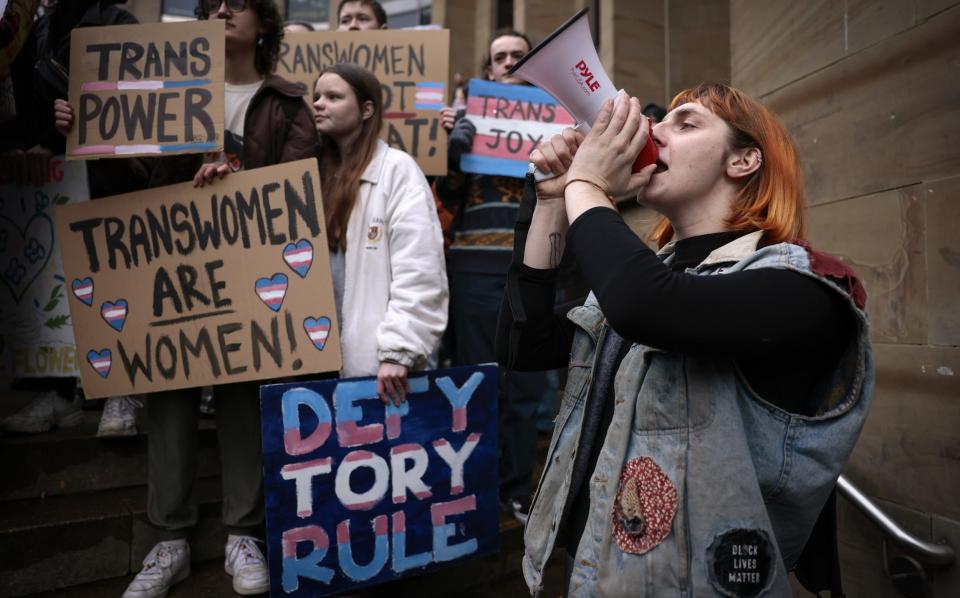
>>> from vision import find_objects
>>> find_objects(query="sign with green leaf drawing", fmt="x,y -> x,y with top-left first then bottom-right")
0,157 -> 89,378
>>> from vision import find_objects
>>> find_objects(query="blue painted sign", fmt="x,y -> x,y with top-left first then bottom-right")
260,364 -> 500,596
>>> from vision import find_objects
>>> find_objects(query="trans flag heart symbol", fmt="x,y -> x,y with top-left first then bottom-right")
255,273 -> 288,312
71,277 -> 94,306
303,316 -> 332,350
87,349 -> 112,378
282,239 -> 314,278
100,299 -> 128,331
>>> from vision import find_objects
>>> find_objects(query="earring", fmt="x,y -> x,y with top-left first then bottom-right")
257,35 -> 264,46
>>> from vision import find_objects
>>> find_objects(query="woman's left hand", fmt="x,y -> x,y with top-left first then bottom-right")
566,95 -> 656,197
377,362 -> 410,406
53,99 -> 75,137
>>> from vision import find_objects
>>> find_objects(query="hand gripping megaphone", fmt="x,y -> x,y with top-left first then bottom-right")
508,8 -> 659,181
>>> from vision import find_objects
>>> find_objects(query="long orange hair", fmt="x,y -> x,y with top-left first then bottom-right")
648,83 -> 805,248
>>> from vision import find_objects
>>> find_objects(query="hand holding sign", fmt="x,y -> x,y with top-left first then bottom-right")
54,99 -> 74,138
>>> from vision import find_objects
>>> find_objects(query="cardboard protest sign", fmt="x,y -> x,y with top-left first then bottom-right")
54,159 -> 340,398
260,364 -> 500,596
0,157 -> 88,378
459,78 -> 576,178
278,30 -> 449,175
67,20 -> 225,159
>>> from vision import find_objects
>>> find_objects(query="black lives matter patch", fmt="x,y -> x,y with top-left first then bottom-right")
707,529 -> 775,597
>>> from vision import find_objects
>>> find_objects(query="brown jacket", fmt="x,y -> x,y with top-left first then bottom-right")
149,73 -> 318,187
243,73 -> 318,169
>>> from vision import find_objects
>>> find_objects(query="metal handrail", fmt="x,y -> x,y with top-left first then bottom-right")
837,475 -> 955,567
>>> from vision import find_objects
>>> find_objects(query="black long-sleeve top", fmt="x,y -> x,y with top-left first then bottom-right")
496,190 -> 853,596
497,207 -> 852,411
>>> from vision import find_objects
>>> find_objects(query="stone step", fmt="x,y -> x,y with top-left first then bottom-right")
0,477 -> 228,596
0,410 -> 221,502
2,400 -> 559,595
29,513 -> 566,598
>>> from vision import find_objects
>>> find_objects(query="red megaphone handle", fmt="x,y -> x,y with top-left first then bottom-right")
631,119 -> 659,172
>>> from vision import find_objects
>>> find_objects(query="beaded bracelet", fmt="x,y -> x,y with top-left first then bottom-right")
564,178 -> 617,210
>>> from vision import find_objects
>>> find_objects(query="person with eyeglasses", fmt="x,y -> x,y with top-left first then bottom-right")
45,2 -> 314,593
118,1 -> 316,596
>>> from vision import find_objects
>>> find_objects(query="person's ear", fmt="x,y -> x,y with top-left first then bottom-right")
360,100 -> 375,121
727,146 -> 762,180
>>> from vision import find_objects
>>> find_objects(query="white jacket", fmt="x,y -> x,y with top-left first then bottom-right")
339,140 -> 448,378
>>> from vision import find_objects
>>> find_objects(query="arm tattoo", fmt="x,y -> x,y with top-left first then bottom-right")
548,232 -> 562,269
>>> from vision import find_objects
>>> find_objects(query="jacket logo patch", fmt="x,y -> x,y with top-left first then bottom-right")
366,216 -> 385,244
707,528 -> 774,597
612,457 -> 677,554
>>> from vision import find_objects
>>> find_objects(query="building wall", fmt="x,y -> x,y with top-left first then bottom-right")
432,0 -> 494,85
605,0 -> 729,240
731,1 -> 960,595
513,0 -> 588,45
124,0 -> 162,22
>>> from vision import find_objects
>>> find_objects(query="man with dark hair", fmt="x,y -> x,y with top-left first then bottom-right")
642,102 -> 667,123
437,29 -> 554,525
283,20 -> 314,33
480,29 -> 531,84
337,0 -> 387,30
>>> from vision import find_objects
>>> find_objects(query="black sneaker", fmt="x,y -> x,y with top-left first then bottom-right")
501,495 -> 531,525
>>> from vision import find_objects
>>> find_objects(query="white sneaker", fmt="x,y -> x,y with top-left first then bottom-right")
1,391 -> 82,433
225,534 -> 269,595
96,395 -> 142,437
122,539 -> 190,598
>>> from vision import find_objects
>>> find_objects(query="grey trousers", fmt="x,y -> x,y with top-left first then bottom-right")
146,380 -> 263,540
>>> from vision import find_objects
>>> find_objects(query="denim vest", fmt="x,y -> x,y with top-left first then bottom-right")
522,232 -> 874,597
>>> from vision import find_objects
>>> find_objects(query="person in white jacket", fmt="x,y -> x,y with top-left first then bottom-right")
312,62 -> 448,405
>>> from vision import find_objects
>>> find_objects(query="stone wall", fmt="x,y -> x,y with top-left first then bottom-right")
731,1 -> 960,595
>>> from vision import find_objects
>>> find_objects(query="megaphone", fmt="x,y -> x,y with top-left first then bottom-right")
508,8 -> 659,181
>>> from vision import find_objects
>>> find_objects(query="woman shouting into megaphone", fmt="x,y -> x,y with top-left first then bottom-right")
496,84 -> 873,597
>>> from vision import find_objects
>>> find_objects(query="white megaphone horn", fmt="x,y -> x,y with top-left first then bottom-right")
508,8 -> 658,181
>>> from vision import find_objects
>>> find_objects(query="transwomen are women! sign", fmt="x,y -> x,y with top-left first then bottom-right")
55,159 -> 341,397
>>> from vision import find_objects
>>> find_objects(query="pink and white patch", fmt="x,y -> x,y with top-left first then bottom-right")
612,456 -> 678,554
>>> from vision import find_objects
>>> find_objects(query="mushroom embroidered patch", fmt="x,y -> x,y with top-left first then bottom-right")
612,457 -> 677,554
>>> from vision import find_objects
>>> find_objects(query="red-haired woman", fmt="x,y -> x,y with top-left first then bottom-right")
497,84 -> 873,596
